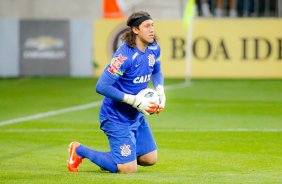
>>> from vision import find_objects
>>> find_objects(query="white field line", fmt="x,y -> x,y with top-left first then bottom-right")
1,128 -> 282,133
155,128 -> 282,132
164,81 -> 190,90
0,83 -> 189,127
0,101 -> 102,127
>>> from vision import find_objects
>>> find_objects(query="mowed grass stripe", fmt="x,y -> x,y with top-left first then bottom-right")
0,82 -> 188,127
0,101 -> 102,127
1,128 -> 282,133
0,79 -> 281,183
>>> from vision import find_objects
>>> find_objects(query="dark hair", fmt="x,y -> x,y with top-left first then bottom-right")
121,11 -> 157,47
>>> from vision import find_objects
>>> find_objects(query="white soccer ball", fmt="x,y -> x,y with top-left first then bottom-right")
138,88 -> 160,114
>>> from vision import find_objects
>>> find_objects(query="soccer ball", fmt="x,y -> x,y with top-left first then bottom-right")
138,88 -> 160,104
138,88 -> 160,114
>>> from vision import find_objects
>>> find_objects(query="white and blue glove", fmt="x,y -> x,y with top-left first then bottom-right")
155,85 -> 166,114
123,94 -> 159,116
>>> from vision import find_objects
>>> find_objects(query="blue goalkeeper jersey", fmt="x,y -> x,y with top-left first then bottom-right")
97,42 -> 162,124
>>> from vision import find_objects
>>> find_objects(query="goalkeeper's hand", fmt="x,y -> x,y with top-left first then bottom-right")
155,85 -> 166,114
123,94 -> 159,116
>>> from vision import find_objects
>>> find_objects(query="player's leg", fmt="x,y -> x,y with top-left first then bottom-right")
101,118 -> 139,173
67,141 -> 118,173
117,160 -> 137,173
136,116 -> 158,166
75,145 -> 118,173
68,118 -> 138,173
137,150 -> 157,166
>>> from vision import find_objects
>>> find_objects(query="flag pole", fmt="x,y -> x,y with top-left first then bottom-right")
183,0 -> 195,85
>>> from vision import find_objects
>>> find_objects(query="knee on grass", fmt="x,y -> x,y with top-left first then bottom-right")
118,163 -> 137,174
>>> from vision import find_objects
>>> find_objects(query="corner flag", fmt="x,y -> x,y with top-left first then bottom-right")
183,0 -> 195,28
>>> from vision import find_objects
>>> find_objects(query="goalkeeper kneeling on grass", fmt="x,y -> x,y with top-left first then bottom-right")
67,11 -> 166,174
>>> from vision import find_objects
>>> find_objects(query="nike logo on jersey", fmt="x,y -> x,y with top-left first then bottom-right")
133,74 -> 151,84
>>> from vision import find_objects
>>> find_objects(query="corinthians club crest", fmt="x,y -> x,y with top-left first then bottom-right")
120,144 -> 131,157
148,54 -> 155,67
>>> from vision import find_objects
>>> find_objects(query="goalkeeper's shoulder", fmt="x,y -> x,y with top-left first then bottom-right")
148,42 -> 160,50
148,42 -> 161,58
114,44 -> 137,63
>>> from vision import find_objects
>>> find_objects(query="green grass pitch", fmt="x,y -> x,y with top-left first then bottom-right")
0,78 -> 282,183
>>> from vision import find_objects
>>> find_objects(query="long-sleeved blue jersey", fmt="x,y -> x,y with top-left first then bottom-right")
96,42 -> 163,124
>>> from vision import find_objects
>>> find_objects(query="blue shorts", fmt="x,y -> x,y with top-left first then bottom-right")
100,114 -> 157,164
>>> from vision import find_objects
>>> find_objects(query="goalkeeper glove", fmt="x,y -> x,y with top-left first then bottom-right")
123,94 -> 159,116
155,85 -> 166,114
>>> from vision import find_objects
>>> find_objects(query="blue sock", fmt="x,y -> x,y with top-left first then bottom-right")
76,145 -> 118,173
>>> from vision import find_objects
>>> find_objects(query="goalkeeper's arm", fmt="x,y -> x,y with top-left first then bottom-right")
96,72 -> 124,101
96,72 -> 158,115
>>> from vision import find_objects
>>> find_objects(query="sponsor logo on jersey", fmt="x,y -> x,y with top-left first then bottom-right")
133,74 -> 151,84
108,54 -> 127,75
148,54 -> 155,67
120,144 -> 131,157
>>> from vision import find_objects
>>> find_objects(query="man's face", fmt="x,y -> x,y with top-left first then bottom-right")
134,19 -> 155,44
